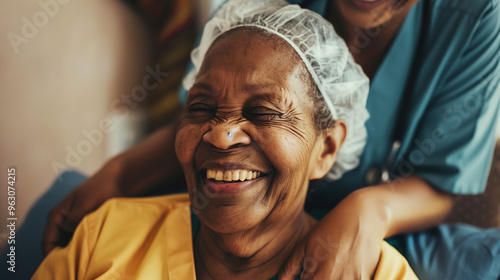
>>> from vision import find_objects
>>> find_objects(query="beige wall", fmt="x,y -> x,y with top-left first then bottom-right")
0,0 -> 151,247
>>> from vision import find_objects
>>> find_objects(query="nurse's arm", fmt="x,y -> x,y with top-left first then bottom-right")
279,175 -> 452,279
42,116 -> 182,256
350,175 -> 454,238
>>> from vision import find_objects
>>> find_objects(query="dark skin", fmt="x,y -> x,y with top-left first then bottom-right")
176,31 -> 345,279
280,1 -> 452,279
43,1 -> 453,279
329,0 -> 419,78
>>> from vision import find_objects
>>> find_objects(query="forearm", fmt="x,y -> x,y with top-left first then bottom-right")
346,176 -> 453,238
111,117 -> 183,196
285,177 -> 440,279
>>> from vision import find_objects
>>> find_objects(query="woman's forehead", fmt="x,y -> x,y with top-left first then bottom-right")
186,29 -> 314,106
199,34 -> 304,79
204,29 -> 302,71
190,62 -> 308,103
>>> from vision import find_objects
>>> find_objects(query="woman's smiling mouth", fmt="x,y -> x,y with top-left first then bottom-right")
206,169 -> 262,182
203,169 -> 265,192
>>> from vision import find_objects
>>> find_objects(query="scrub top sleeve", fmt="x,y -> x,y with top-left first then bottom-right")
402,0 -> 500,194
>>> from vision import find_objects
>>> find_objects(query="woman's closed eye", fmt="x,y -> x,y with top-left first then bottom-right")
187,103 -> 216,118
244,106 -> 283,122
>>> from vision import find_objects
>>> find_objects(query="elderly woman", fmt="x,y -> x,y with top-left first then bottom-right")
33,1 -> 417,279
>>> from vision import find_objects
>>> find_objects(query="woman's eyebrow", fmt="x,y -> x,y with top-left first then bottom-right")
186,83 -> 215,104
188,83 -> 286,105
192,82 -> 279,94
246,92 -> 290,111
244,84 -> 289,104
186,92 -> 214,105
191,82 -> 214,92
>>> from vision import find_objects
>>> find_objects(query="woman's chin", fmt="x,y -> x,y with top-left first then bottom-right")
197,205 -> 264,234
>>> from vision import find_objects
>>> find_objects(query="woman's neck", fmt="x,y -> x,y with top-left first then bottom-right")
194,209 -> 317,280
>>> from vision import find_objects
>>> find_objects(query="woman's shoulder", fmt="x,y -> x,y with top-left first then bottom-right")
81,193 -> 193,260
86,193 -> 191,228
34,194 -> 194,279
373,241 -> 418,280
95,193 -> 190,216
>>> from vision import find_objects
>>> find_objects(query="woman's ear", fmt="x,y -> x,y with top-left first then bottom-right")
309,121 -> 347,180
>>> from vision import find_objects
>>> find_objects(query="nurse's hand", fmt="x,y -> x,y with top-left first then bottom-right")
279,190 -> 387,280
42,158 -> 125,256
42,123 -> 182,256
280,177 -> 453,279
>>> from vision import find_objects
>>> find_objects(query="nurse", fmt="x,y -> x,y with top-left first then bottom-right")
42,0 -> 500,279
33,5 -> 418,278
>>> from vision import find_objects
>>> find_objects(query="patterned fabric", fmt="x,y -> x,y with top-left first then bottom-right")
127,0 -> 197,130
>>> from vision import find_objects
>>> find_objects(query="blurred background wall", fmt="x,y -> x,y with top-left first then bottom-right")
0,0 -> 152,247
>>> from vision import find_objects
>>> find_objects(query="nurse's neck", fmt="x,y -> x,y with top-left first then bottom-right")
328,3 -> 415,79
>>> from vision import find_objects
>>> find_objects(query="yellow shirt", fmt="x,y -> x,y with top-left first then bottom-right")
33,193 -> 417,280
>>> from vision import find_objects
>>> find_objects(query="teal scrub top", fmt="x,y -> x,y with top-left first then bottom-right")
181,0 -> 500,207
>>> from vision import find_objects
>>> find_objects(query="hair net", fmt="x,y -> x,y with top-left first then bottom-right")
182,0 -> 370,180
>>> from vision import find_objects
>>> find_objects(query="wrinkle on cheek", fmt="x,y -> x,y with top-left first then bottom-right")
253,119 -> 314,164
275,115 -> 314,149
284,123 -> 313,149
256,118 -> 315,210
261,168 -> 309,223
257,128 -> 313,174
176,124 -> 207,164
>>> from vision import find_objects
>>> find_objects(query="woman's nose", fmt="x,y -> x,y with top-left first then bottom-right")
203,125 -> 251,150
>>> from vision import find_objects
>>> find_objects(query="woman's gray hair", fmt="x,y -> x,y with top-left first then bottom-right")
182,0 -> 370,181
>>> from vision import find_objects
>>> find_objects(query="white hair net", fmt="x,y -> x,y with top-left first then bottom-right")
182,0 -> 370,180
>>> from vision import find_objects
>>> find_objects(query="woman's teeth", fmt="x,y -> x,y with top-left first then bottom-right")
206,169 -> 261,182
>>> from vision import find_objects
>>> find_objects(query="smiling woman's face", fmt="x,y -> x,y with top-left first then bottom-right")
175,30 -> 330,234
